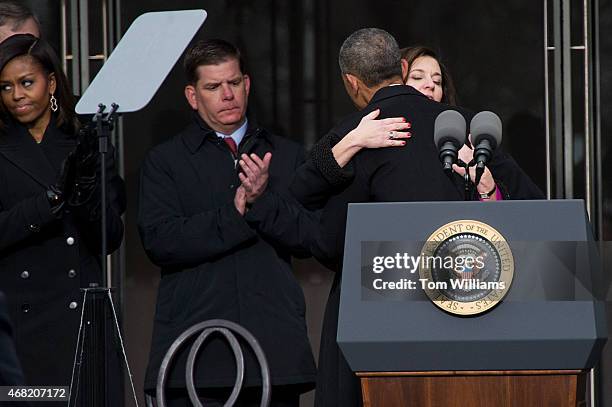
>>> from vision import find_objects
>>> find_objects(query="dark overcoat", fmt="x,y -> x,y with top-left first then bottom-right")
139,114 -> 317,392
0,291 -> 23,386
0,119 -> 125,388
290,85 -> 545,407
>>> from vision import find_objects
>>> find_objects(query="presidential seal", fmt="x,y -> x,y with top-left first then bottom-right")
418,220 -> 514,316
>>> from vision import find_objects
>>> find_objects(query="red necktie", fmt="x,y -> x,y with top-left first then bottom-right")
223,136 -> 238,157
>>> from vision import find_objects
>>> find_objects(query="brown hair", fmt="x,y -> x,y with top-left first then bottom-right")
0,1 -> 38,31
183,39 -> 246,84
401,46 -> 458,105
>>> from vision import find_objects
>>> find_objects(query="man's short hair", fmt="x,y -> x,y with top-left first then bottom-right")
338,28 -> 402,88
183,39 -> 246,84
0,1 -> 37,30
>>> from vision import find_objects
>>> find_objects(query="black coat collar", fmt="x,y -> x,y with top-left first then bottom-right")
183,110 -> 271,154
0,117 -> 74,188
369,84 -> 428,105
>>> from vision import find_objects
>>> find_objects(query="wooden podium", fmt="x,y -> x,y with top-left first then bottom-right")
338,200 -> 605,407
358,370 -> 587,407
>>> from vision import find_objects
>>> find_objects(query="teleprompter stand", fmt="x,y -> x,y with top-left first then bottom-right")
69,104 -> 136,407
69,9 -> 207,406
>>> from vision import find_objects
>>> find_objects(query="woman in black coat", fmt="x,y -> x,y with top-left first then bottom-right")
0,34 -> 125,390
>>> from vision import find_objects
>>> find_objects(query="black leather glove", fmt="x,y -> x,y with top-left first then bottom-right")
66,122 -> 99,209
74,121 -> 98,165
46,149 -> 77,218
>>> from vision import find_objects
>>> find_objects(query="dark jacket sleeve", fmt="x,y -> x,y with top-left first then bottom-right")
138,147 -> 257,267
0,293 -> 24,386
245,145 -> 320,258
74,143 -> 126,254
307,157 -> 370,271
290,132 -> 355,210
0,192 -> 57,252
488,148 -> 545,199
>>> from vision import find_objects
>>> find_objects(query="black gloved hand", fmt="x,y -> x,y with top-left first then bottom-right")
46,149 -> 77,218
66,122 -> 99,209
74,121 -> 98,167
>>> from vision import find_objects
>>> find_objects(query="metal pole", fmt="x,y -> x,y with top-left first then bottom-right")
78,0 -> 90,92
544,0 -> 552,199
584,0 -> 593,219
70,0 -> 80,94
60,0 -> 68,74
552,0 -> 564,198
561,0 -> 573,199
593,0 -> 603,242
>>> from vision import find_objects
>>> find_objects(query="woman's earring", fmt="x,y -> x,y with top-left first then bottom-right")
50,94 -> 58,112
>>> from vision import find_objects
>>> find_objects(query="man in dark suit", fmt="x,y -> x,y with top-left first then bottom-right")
0,291 -> 23,386
138,39 -> 316,406
290,28 -> 543,407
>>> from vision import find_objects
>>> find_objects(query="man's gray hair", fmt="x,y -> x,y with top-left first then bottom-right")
338,28 -> 402,88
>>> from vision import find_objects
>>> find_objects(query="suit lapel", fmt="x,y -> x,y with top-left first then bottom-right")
0,122 -> 63,188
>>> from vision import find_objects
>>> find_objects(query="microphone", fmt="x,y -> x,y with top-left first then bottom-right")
434,110 -> 467,172
470,111 -> 502,183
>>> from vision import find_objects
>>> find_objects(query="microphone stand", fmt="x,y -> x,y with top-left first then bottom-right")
69,104 -> 139,407
474,162 -> 485,186
456,159 -> 477,201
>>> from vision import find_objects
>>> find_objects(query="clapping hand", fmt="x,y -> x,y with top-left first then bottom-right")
234,185 -> 247,215
238,152 -> 272,204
